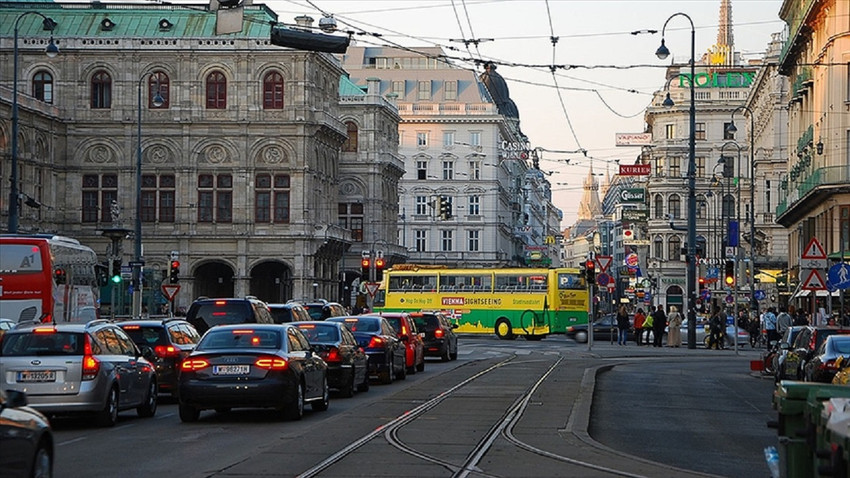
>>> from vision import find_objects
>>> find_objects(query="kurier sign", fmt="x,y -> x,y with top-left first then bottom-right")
619,164 -> 651,176
619,188 -> 646,203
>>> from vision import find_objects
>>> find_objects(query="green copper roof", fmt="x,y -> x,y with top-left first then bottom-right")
339,74 -> 365,97
0,1 -> 278,38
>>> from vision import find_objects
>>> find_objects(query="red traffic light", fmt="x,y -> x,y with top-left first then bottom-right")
375,258 -> 385,268
361,258 -> 371,268
171,260 -> 180,269
585,260 -> 595,271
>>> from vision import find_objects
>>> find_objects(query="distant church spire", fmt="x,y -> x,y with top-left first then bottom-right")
717,0 -> 734,49
577,164 -> 603,220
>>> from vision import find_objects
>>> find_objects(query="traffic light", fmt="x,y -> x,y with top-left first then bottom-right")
111,260 -> 122,284
585,259 -> 596,283
724,260 -> 735,287
698,276 -> 706,290
361,255 -> 371,280
374,256 -> 385,282
169,260 -> 180,284
439,196 -> 453,220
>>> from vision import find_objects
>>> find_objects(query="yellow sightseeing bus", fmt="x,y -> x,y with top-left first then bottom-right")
372,265 -> 589,340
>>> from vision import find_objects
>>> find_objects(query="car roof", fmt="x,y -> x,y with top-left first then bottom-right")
267,303 -> 303,309
202,323 -> 287,331
118,318 -> 190,326
11,319 -> 114,333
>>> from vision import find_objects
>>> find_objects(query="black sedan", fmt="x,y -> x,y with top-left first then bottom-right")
804,334 -> 850,383
410,311 -> 458,361
0,389 -> 52,478
294,321 -> 370,397
177,324 -> 329,422
327,316 -> 406,384
565,314 -> 632,344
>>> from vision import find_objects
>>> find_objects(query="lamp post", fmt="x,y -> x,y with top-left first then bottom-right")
133,72 -> 164,318
656,12 -> 697,348
721,141 -> 742,355
8,12 -> 58,233
727,107 -> 756,314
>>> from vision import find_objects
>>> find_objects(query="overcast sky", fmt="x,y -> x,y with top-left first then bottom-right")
264,0 -> 785,226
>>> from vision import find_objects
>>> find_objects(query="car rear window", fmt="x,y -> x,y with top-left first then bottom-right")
190,302 -> 254,327
830,337 -> 850,354
1,331 -> 85,356
384,317 -> 402,333
198,329 -> 280,350
303,305 -> 325,320
270,307 -> 297,323
121,326 -> 168,347
296,324 -> 340,343
413,316 -> 440,330
332,318 -> 380,333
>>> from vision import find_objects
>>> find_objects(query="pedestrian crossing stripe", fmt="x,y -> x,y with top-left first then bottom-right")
802,269 -> 827,291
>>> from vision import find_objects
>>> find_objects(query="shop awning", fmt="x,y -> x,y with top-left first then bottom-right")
789,282 -> 841,300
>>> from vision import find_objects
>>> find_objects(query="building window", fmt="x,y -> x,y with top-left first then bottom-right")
415,196 -> 429,215
338,203 -> 363,241
469,131 -> 481,147
722,194 -> 734,220
81,173 -> 117,223
468,195 -> 480,215
392,80 -> 404,97
442,161 -> 454,180
695,156 -> 706,178
698,198 -> 707,219
417,160 -> 428,180
255,173 -> 290,223
765,179 -> 771,214
842,206 -> 850,253
723,122 -> 735,140
90,70 -> 111,109
469,160 -> 481,180
668,156 -> 681,178
205,71 -> 227,109
198,173 -> 232,222
443,131 -> 455,147
417,132 -> 428,147
467,230 -> 479,251
418,80 -> 430,100
665,124 -> 675,139
695,122 -> 706,140
141,174 -> 175,222
415,230 -> 427,252
668,235 -> 682,261
654,194 -> 664,218
149,71 -> 169,108
444,80 -> 457,100
441,230 -> 453,252
343,122 -> 358,152
655,156 -> 665,176
263,71 -> 284,109
32,70 -> 53,103
668,194 -> 681,219
654,236 -> 663,258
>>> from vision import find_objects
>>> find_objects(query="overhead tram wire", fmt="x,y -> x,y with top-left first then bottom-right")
543,0 -> 583,153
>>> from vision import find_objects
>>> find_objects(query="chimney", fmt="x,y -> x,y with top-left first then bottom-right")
294,15 -> 314,30
366,77 -> 381,96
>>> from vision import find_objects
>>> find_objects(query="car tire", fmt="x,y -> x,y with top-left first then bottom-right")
284,381 -> 304,421
574,331 -> 588,344
407,362 -> 416,375
357,372 -> 370,393
31,440 -> 52,478
416,356 -> 425,372
136,380 -> 158,418
312,376 -> 329,412
495,319 -> 515,340
441,347 -> 451,362
340,370 -> 355,398
96,386 -> 119,427
450,348 -> 458,361
381,355 -> 393,384
179,403 -> 200,422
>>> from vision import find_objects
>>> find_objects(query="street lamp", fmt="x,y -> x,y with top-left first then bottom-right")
133,72 -> 164,318
727,106 -> 756,313
721,140 -> 742,355
8,12 -> 58,233
656,12 -> 697,349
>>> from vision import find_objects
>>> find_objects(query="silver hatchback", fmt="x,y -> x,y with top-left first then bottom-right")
0,320 -> 158,426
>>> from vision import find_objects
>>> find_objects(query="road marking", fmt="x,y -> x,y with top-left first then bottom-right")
58,437 -> 87,446
156,412 -> 176,420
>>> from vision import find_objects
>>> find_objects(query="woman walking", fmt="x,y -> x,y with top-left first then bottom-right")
616,305 -> 630,346
667,306 -> 683,347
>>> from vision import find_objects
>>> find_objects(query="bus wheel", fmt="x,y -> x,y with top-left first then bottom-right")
495,319 -> 515,340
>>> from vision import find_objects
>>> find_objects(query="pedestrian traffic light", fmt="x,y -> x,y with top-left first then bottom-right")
361,256 -> 371,279
438,196 -> 452,220
724,260 -> 735,287
169,260 -> 180,284
585,259 -> 596,283
374,256 -> 385,282
111,260 -> 122,284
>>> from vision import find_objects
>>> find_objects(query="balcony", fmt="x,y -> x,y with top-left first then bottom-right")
776,165 -> 850,226
779,0 -> 816,74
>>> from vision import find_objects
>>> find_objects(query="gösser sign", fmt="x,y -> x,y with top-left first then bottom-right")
619,188 -> 645,203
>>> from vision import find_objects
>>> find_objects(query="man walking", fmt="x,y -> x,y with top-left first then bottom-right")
776,305 -> 793,341
651,304 -> 667,348
764,306 -> 779,344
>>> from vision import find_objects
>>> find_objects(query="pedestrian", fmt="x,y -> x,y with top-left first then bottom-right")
764,306 -> 779,343
633,308 -> 646,345
790,304 -> 808,326
708,307 -> 724,350
651,304 -> 667,347
667,305 -> 683,347
642,309 -> 654,345
776,305 -> 792,341
616,305 -> 630,346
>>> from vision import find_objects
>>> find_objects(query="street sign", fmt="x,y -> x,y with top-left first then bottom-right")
801,237 -> 827,269
161,284 -> 181,301
596,255 -> 612,273
129,260 -> 145,267
801,269 -> 827,291
596,273 -> 610,287
754,290 -> 766,301
828,263 -> 850,290
725,294 -> 733,304
725,246 -> 736,258
364,282 -> 380,298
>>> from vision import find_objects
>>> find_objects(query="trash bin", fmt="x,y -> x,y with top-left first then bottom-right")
820,399 -> 850,478
805,389 -> 850,478
773,381 -> 816,477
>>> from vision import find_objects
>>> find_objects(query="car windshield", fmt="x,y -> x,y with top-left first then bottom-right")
198,329 -> 280,350
297,325 -> 340,343
1,331 -> 85,356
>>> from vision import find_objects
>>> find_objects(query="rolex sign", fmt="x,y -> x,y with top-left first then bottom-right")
619,188 -> 646,203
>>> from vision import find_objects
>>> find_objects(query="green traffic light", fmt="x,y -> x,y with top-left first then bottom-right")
111,275 -> 121,284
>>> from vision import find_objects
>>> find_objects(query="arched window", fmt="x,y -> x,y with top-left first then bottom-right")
32,70 -> 53,103
342,122 -> 358,152
722,194 -> 735,219
654,194 -> 664,219
149,71 -> 169,108
668,194 -> 681,219
653,236 -> 663,258
668,235 -> 682,261
263,71 -> 284,109
91,70 -> 112,109
205,71 -> 226,109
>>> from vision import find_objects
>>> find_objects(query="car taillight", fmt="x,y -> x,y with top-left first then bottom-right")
367,336 -> 384,348
82,335 -> 100,380
154,345 -> 180,358
434,329 -> 445,339
401,324 -> 409,336
181,358 -> 209,371
254,356 -> 288,370
323,347 -> 341,363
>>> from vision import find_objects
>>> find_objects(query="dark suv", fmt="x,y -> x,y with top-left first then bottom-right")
185,297 -> 274,335
267,302 -> 311,324
303,300 -> 346,320
411,311 -> 458,361
118,318 -> 201,396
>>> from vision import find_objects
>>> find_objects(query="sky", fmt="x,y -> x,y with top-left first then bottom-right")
262,0 -> 785,227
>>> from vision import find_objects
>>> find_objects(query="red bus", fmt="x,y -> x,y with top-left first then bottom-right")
0,235 -> 104,324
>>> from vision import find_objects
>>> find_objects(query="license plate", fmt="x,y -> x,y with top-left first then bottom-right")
18,370 -> 56,382
213,365 -> 249,375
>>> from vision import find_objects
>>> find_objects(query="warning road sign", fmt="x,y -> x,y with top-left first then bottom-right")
161,284 -> 181,301
801,269 -> 827,291
801,237 -> 828,269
